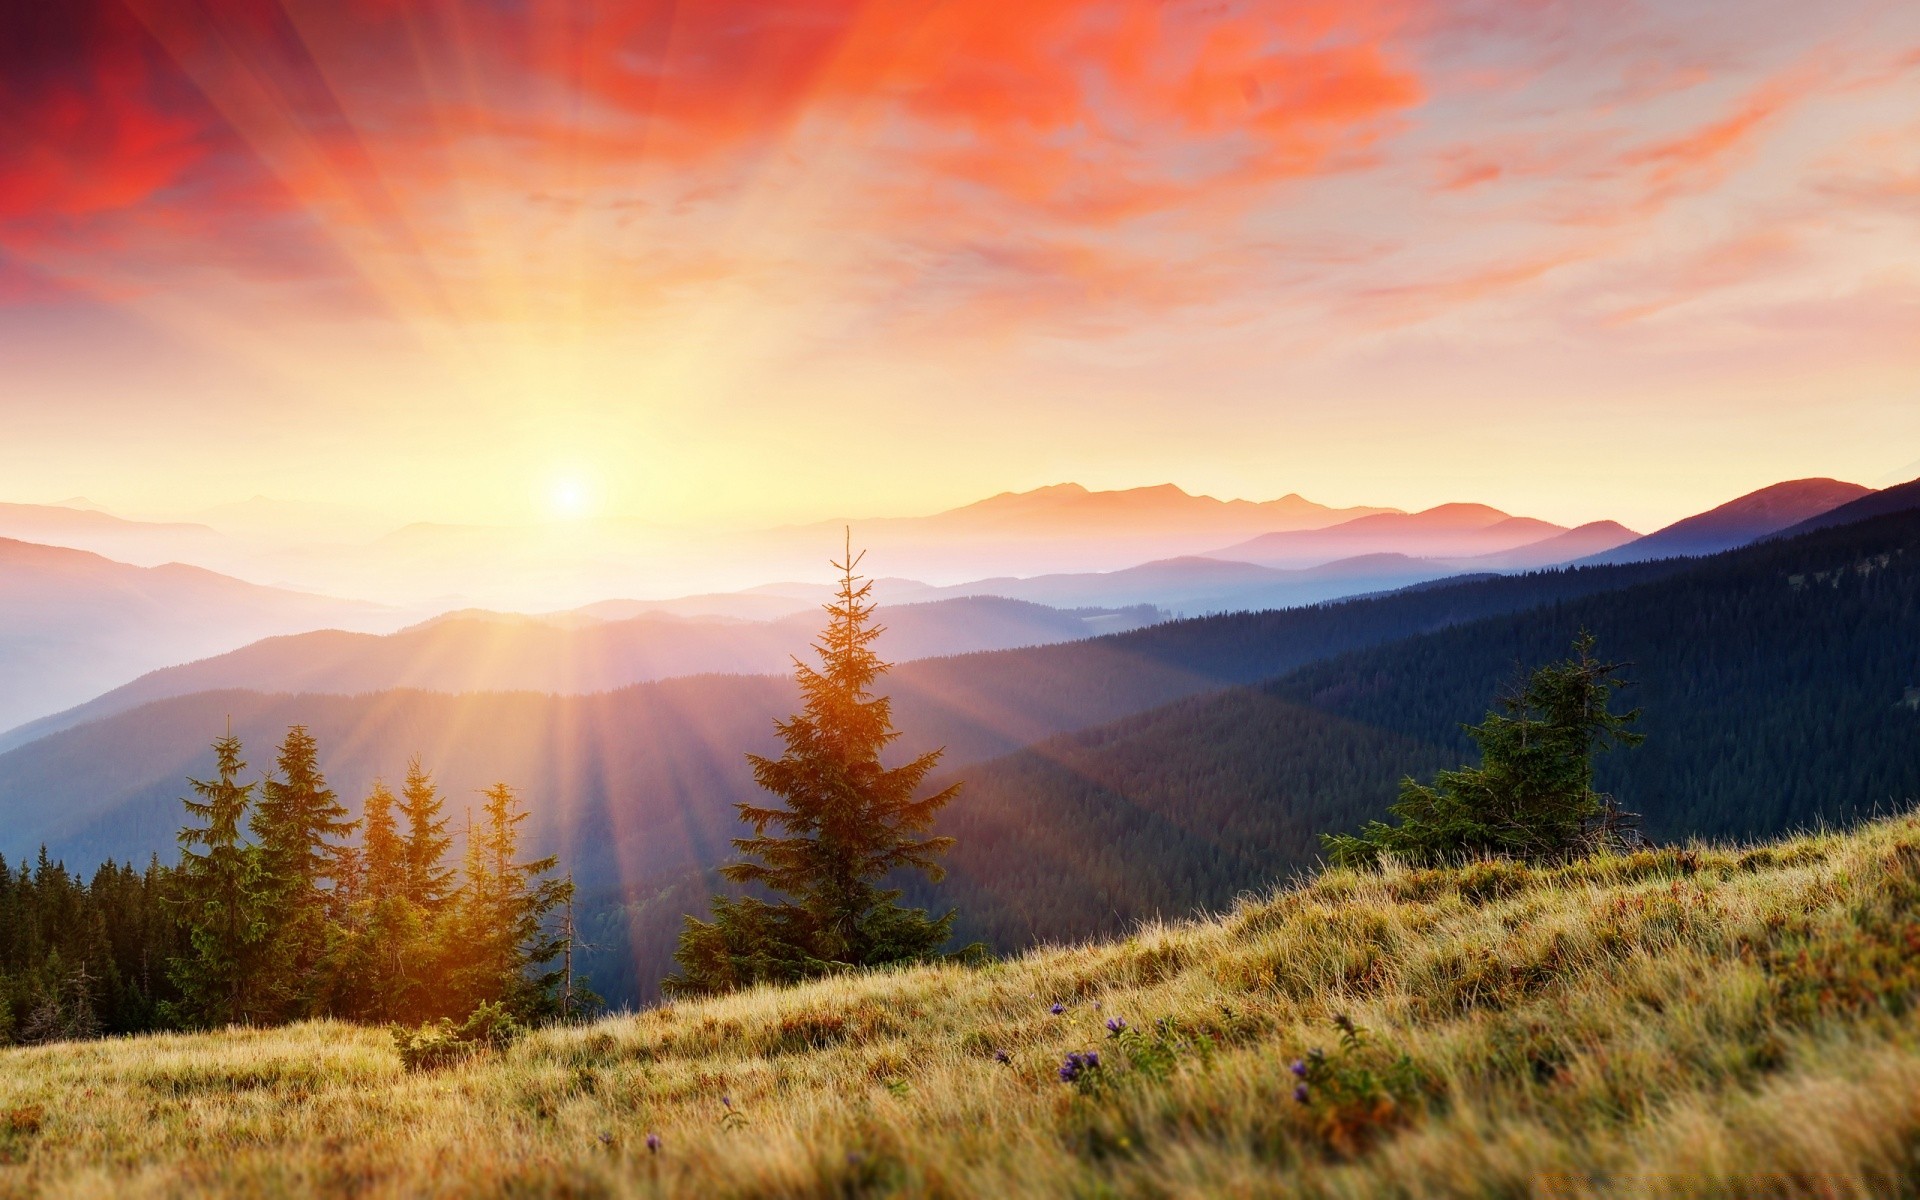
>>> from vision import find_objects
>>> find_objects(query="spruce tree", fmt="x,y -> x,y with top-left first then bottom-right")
666,538 -> 964,995
446,786 -> 572,1019
1325,632 -> 1643,867
166,731 -> 262,1027
361,780 -> 406,902
319,778 -> 421,1022
398,757 -> 454,912
248,726 -> 356,1019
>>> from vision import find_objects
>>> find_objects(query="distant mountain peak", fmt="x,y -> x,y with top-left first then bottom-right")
1206,502 -> 1576,569
1581,477 -> 1871,566
1413,502 -> 1513,524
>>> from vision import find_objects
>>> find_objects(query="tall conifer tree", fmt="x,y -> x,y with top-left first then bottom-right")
399,757 -> 454,912
166,731 -> 261,1026
319,778 -> 420,1021
249,726 -> 356,1018
667,536 -> 964,995
446,786 -> 572,1018
361,780 -> 405,902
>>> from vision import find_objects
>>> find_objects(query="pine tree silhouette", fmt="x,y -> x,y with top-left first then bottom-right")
667,534 -> 967,994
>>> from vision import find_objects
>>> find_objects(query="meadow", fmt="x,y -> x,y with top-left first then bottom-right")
4,811 -> 1920,1198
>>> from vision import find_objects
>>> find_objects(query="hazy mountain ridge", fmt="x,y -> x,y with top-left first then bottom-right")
1578,478 -> 1871,565
1209,503 -> 1577,569
792,481 -> 1397,539
760,482 -> 1408,581
0,503 -> 226,568
0,537 -> 399,733
0,557 -> 1707,1002
2,596 -> 1163,751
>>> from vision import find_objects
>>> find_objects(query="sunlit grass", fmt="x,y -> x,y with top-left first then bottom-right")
6,813 -> 1920,1197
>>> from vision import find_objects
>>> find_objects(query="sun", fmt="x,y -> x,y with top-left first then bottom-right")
546,474 -> 593,520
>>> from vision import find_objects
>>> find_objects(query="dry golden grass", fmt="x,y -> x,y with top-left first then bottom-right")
6,814 -> 1920,1198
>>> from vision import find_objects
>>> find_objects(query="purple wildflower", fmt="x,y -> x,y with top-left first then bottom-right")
993,1048 -> 1012,1064
721,1095 -> 733,1109
1058,1050 -> 1103,1084
1294,1083 -> 1310,1105
646,1132 -> 662,1153
1290,1059 -> 1308,1078
1049,1002 -> 1065,1015
1105,1017 -> 1127,1035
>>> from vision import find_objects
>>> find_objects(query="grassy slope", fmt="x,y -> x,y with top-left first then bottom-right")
6,815 -> 1920,1198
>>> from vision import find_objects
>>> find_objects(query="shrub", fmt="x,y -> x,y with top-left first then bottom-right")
393,1001 -> 525,1071
1325,633 -> 1642,867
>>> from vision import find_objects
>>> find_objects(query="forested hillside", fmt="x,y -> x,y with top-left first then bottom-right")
0,556 -> 1688,1004
916,504 -> 1920,950
0,557 -> 1685,875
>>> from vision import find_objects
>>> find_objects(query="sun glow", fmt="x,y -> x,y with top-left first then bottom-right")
546,475 -> 593,521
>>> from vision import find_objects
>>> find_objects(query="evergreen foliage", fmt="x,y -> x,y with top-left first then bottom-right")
361,779 -> 405,903
398,756 -> 455,912
0,851 -> 179,1041
444,785 -> 574,1019
667,540 -> 966,995
166,732 -> 263,1026
249,726 -> 357,1020
1323,633 -> 1642,866
0,727 -> 581,1044
317,778 -> 423,1023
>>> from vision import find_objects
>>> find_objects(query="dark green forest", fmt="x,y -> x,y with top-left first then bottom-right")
0,852 -> 178,1039
0,729 -> 580,1045
908,506 -> 1920,949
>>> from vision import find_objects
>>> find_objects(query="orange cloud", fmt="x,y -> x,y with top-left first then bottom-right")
1595,228 -> 1805,326
1620,71 -> 1812,190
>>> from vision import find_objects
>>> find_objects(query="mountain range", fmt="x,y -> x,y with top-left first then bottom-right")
1210,503 -> 1574,568
1578,478 -> 1871,565
0,471 -> 1905,1003
870,521 -> 1644,615
0,597 -> 1162,752
0,538 -> 399,733
912,481 -> 1920,953
0,484 -> 1622,732
0,503 -> 226,568
769,483 -> 1400,579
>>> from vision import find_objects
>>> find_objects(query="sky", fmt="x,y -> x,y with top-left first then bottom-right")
2,0 -> 1918,533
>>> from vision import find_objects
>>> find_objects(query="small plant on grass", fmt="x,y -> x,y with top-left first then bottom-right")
392,1000 -> 525,1071
1057,1015 -> 1218,1097
1110,1015 -> 1217,1085
1289,1014 -> 1432,1158
1057,1049 -> 1103,1089
0,1106 -> 44,1165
